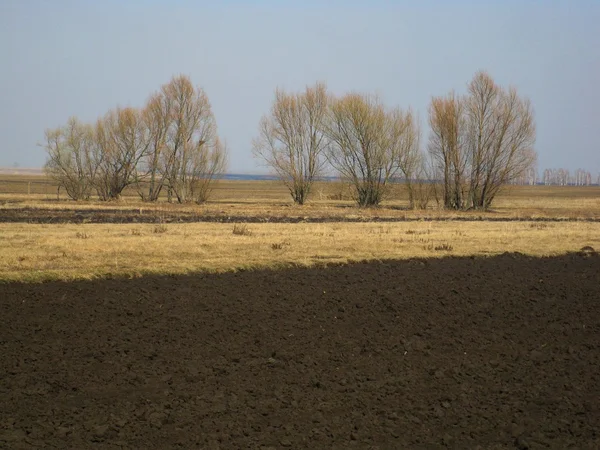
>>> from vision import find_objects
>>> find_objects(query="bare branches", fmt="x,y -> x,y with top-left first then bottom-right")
93,107 -> 150,201
323,93 -> 418,207
253,82 -> 328,205
137,92 -> 171,201
160,75 -> 226,204
42,72 -> 536,210
41,75 -> 226,203
428,91 -> 468,209
428,71 -> 537,210
43,117 -> 98,201
187,137 -> 228,204
466,73 -> 536,209
542,168 -> 593,186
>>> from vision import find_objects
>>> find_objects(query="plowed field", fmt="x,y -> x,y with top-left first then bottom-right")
1,253 -> 599,449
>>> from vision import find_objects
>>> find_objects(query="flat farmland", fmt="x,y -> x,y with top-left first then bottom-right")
0,220 -> 598,282
1,174 -> 600,220
1,254 -> 599,448
1,175 -> 599,282
1,174 -> 599,448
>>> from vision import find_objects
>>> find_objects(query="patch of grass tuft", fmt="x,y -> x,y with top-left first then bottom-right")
153,224 -> 168,234
233,224 -> 252,236
271,240 -> 290,250
530,223 -> 548,230
406,229 -> 430,235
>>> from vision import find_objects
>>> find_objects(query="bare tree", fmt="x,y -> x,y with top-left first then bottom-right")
43,117 -> 99,200
510,167 -> 537,185
574,169 -> 592,186
543,168 -> 592,186
427,92 -> 468,209
466,72 -> 536,209
93,107 -> 150,201
543,168 -> 567,185
392,113 -> 427,209
188,137 -> 228,203
428,71 -> 537,210
402,149 -> 437,209
160,75 -> 227,204
253,83 -> 328,205
323,93 -> 417,207
136,92 -> 171,201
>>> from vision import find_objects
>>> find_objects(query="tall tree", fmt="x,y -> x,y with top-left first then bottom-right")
253,82 -> 328,205
136,92 -> 171,201
466,72 -> 536,209
160,75 -> 227,204
41,75 -> 226,203
93,107 -> 150,201
428,71 -> 537,210
324,93 -> 418,207
428,92 -> 468,209
43,117 -> 99,200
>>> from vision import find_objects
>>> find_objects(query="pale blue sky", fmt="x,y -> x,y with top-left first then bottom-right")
1,0 -> 598,174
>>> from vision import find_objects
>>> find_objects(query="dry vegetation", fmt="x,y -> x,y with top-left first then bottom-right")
1,175 -> 599,282
1,176 -> 600,219
1,220 -> 598,283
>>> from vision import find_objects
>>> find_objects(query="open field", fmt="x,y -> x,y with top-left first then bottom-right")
1,221 -> 599,282
1,174 -> 599,282
1,175 -> 599,448
1,254 -> 599,448
1,175 -> 600,221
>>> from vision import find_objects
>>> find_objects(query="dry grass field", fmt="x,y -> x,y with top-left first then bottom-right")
1,174 -> 599,282
1,176 -> 600,219
1,221 -> 599,282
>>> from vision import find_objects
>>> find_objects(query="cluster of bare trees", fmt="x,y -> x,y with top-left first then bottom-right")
500,168 -> 598,186
427,72 -> 537,209
45,71 -> 539,209
44,118 -> 99,201
509,167 -> 538,185
253,84 -> 421,207
43,75 -> 227,202
542,168 -> 593,186
254,71 -> 537,210
324,94 -> 420,207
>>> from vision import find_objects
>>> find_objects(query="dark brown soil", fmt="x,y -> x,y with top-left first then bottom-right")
1,206 -> 599,224
1,253 -> 599,449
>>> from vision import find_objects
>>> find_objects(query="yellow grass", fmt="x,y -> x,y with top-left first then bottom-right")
1,177 -> 599,282
1,179 -> 599,220
1,194 -> 599,220
1,221 -> 598,283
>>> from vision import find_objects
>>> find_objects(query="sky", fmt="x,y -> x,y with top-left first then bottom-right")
1,0 -> 599,175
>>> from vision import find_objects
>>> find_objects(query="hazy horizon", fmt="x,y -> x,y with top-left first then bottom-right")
1,0 -> 599,175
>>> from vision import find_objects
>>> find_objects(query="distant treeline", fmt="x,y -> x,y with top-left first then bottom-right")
45,71 -> 589,209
